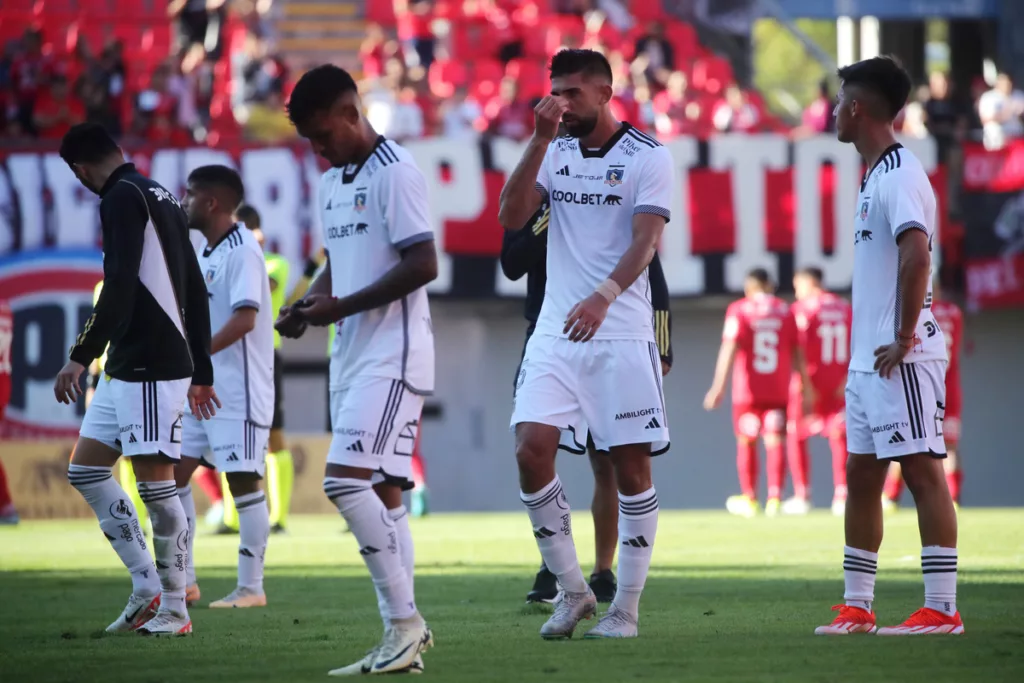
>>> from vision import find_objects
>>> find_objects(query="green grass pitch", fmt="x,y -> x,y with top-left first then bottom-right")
1,509 -> 1023,682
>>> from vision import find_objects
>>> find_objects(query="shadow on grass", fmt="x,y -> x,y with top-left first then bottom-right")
1,568 -> 1022,683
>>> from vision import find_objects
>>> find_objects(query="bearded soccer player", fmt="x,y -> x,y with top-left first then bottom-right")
783,267 -> 852,517
704,268 -> 805,518
56,123 -> 219,636
174,166 -> 274,609
502,200 -> 674,605
883,276 -> 964,511
277,65 -> 436,675
499,49 -> 673,640
815,56 -> 962,637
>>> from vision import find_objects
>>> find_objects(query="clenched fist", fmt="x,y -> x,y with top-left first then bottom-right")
534,96 -> 568,141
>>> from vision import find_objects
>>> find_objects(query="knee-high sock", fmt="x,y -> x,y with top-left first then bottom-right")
520,476 -> 587,594
324,478 -> 417,621
0,459 -> 13,509
177,484 -> 198,586
138,480 -> 189,615
766,439 -> 786,501
829,430 -> 848,500
118,459 -> 148,531
375,505 -> 416,631
68,464 -> 159,596
266,449 -> 293,527
613,487 -> 658,617
945,470 -> 962,504
737,440 -> 758,499
221,472 -> 238,530
787,436 -> 811,500
235,491 -> 270,591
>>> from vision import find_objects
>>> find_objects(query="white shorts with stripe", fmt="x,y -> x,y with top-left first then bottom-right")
79,376 -> 189,458
327,377 -> 424,488
180,413 -> 268,476
846,360 -> 947,459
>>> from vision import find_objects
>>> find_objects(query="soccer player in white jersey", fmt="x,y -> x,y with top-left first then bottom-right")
276,65 -> 437,675
174,166 -> 274,609
815,57 -> 963,637
498,49 -> 674,640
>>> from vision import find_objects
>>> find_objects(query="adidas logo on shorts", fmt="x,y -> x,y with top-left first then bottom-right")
128,433 -> 138,444
888,431 -> 906,444
227,452 -> 239,462
645,417 -> 661,429
346,441 -> 365,453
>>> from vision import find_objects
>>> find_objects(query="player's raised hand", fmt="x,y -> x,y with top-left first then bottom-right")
189,385 -> 222,420
53,360 -> 86,404
275,304 -> 308,339
294,293 -> 343,327
564,292 -> 609,343
534,96 -> 568,141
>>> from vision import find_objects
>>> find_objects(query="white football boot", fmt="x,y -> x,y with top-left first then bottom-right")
539,587 -> 597,639
209,586 -> 267,608
370,617 -> 433,674
584,604 -> 639,639
105,593 -> 160,632
136,609 -> 192,636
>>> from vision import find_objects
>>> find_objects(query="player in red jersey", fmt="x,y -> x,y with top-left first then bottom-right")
705,268 -> 807,517
783,267 -> 853,517
0,300 -> 17,524
883,276 -> 964,510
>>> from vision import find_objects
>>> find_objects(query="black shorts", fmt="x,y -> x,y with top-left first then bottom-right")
271,350 -> 284,430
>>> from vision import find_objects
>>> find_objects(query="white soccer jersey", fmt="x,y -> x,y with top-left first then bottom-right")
195,224 -> 275,425
318,137 -> 435,393
851,143 -> 946,372
533,123 -> 674,341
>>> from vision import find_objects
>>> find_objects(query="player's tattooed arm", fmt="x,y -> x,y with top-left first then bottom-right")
648,252 -> 673,371
297,241 -> 438,325
609,212 -> 665,293
497,137 -> 548,232
500,205 -> 549,281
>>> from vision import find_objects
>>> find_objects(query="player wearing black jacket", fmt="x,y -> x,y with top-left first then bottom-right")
501,201 -> 674,605
55,123 -> 219,637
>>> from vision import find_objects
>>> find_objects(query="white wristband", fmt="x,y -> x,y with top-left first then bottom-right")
595,279 -> 622,304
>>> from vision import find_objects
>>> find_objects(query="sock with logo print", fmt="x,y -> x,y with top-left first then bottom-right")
520,476 -> 588,594
613,487 -> 659,617
138,480 -> 189,615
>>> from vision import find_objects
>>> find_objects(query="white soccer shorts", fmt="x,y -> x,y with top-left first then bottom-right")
80,376 -> 189,459
180,413 -> 268,476
510,334 -> 669,454
846,359 -> 947,459
327,377 -> 425,488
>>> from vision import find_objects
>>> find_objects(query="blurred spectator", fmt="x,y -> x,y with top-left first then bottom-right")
923,71 -> 967,158
484,77 -> 534,141
395,0 -> 437,70
653,71 -> 696,138
440,86 -> 482,139
978,72 -> 1024,150
901,85 -> 931,139
361,24 -> 389,80
800,79 -> 835,135
242,91 -> 295,143
32,76 -> 84,140
633,23 -> 674,90
712,85 -> 760,133
9,28 -> 55,135
170,0 -> 228,60
147,111 -> 193,145
133,64 -> 179,137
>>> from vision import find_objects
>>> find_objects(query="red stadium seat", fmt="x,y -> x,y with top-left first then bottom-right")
691,56 -> 734,95
628,0 -> 664,22
366,0 -> 397,26
428,58 -> 468,99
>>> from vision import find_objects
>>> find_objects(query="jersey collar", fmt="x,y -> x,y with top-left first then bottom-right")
202,222 -> 242,257
860,142 -> 903,191
342,135 -> 388,184
99,163 -> 137,197
578,122 -> 631,159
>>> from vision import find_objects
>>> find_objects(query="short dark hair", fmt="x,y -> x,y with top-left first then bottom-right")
59,123 -> 120,165
796,266 -> 824,283
746,267 -> 772,287
287,64 -> 358,126
837,56 -> 912,120
236,204 -> 261,229
549,49 -> 613,82
188,165 -> 244,213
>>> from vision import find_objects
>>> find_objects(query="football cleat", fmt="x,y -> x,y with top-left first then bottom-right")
782,497 -> 811,515
540,587 -> 597,640
726,494 -> 759,518
371,618 -> 432,674
814,604 -> 877,635
106,593 -> 160,632
526,564 -> 559,604
328,647 -> 378,677
764,498 -> 781,517
831,498 -> 846,517
588,569 -> 617,604
136,609 -> 192,636
583,604 -> 638,639
209,586 -> 267,609
185,584 -> 201,606
877,607 -> 964,635
881,496 -> 899,514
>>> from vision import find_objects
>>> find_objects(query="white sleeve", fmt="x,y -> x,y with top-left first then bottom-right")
380,162 -> 435,250
535,144 -> 552,200
634,146 -> 674,222
881,168 -> 934,240
227,245 -> 267,312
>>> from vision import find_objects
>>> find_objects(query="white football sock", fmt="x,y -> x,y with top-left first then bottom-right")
520,476 -> 587,594
177,484 -> 197,586
613,487 -> 659,617
235,490 -> 270,592
843,545 -> 878,612
68,464 -> 159,597
922,546 -> 957,616
373,505 -> 416,633
138,480 -> 189,615
324,478 -> 417,621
